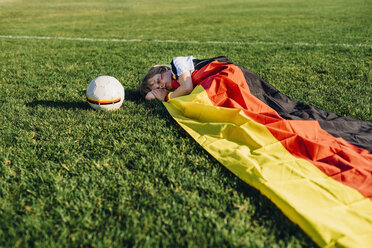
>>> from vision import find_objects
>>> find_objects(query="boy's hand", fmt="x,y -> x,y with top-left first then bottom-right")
151,89 -> 169,101
145,91 -> 156,101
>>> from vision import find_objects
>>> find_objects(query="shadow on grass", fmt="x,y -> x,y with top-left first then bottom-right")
27,89 -> 143,110
124,88 -> 143,104
27,100 -> 91,110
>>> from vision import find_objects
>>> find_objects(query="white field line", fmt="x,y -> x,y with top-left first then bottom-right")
0,35 -> 371,48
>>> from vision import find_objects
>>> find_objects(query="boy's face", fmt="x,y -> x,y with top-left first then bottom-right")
148,70 -> 174,91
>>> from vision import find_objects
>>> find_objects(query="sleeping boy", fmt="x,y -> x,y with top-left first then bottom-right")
139,56 -> 198,101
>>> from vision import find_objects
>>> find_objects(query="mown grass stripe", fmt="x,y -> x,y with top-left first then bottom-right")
0,35 -> 371,48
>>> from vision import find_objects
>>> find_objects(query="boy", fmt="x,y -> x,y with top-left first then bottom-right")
139,56 -> 197,101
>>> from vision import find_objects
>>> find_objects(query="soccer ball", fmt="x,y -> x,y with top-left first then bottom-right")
86,76 -> 125,111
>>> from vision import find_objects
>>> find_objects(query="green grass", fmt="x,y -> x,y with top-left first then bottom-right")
0,0 -> 371,247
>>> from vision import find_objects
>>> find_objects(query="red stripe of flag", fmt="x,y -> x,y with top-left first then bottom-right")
192,61 -> 372,200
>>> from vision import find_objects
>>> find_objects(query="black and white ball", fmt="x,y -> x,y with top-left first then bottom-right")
86,76 -> 125,111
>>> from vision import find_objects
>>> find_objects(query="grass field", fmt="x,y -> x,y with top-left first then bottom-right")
0,0 -> 371,247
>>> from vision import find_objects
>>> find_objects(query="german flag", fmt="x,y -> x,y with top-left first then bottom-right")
163,57 -> 372,247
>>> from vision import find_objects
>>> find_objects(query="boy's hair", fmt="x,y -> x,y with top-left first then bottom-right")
139,65 -> 170,96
